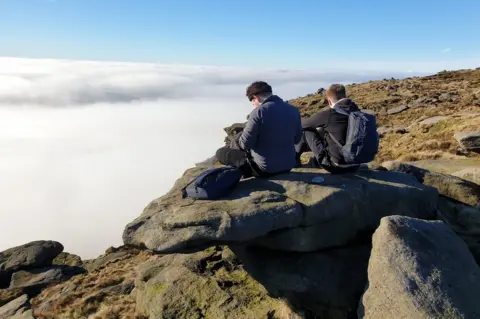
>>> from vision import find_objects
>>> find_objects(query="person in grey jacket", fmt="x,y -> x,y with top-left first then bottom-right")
216,81 -> 302,177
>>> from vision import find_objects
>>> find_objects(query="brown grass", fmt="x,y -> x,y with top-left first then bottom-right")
31,249 -> 156,319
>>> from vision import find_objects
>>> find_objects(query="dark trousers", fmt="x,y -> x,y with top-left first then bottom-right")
215,147 -> 290,178
295,129 -> 359,174
295,130 -> 326,164
215,147 -> 256,177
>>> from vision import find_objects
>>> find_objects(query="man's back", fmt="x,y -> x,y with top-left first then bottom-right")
239,95 -> 302,173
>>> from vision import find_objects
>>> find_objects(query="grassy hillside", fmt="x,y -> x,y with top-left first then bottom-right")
289,69 -> 480,163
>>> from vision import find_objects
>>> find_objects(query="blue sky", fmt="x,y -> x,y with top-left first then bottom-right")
1,0 -> 479,69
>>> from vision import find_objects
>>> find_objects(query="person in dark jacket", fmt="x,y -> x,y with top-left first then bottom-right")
295,84 -> 361,174
216,81 -> 302,177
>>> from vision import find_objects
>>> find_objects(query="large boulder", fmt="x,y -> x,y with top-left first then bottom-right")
231,243 -> 371,319
123,168 -> 438,253
382,161 -> 480,207
0,241 -> 64,288
134,247 -> 304,319
359,216 -> 480,318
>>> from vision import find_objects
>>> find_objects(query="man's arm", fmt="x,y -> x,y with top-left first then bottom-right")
239,108 -> 261,150
301,109 -> 330,130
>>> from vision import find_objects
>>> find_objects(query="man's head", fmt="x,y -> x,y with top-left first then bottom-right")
246,81 -> 273,107
326,84 -> 347,107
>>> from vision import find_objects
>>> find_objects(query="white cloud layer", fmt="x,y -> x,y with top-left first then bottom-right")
0,56 -> 474,259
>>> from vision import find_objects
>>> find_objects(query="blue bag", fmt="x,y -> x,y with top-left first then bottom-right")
328,109 -> 379,164
181,166 -> 243,200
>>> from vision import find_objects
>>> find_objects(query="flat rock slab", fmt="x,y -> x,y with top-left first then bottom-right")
382,161 -> 480,207
123,168 -> 438,253
453,167 -> 480,185
359,216 -> 480,319
0,288 -> 24,308
418,116 -> 450,126
0,294 -> 29,319
455,131 -> 480,153
387,105 -> 408,115
406,159 -> 480,174
9,266 -> 85,290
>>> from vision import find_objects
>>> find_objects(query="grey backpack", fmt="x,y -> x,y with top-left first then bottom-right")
328,109 -> 379,164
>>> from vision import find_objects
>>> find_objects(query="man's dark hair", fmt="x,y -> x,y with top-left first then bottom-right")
246,81 -> 272,101
326,84 -> 347,101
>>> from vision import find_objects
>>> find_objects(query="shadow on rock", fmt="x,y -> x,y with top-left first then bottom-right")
230,244 -> 371,319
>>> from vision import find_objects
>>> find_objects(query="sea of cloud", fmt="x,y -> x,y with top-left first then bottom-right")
0,56 -> 434,258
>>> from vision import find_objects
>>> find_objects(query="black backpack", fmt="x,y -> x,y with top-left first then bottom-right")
328,108 -> 379,164
181,166 -> 243,200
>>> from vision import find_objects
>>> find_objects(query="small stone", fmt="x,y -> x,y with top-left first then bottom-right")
387,105 -> 408,115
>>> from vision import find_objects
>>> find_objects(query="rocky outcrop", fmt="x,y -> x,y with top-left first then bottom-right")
123,167 -> 438,254
0,241 -> 86,318
455,131 -> 480,153
134,247 -> 304,319
0,241 -> 63,288
359,216 -> 480,318
223,123 -> 246,147
382,161 -> 480,207
0,294 -> 34,319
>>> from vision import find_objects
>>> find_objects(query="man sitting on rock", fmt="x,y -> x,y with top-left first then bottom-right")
216,81 -> 302,177
295,84 -> 377,174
